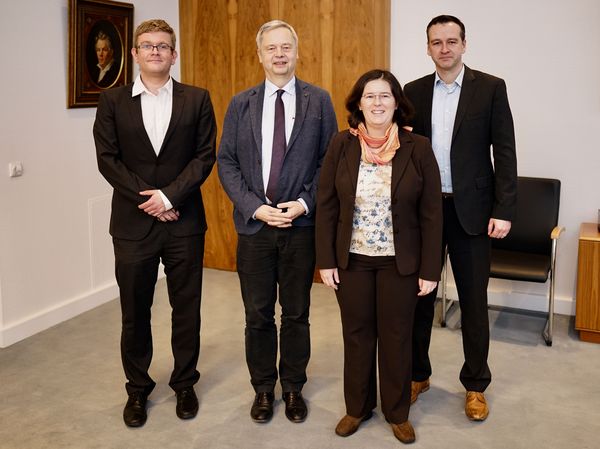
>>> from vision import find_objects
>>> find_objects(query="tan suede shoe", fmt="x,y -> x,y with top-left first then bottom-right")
410,379 -> 430,404
334,411 -> 373,437
465,391 -> 489,421
391,420 -> 416,444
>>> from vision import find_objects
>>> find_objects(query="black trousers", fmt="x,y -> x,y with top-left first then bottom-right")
412,197 -> 492,392
337,254 -> 418,424
113,222 -> 204,395
236,225 -> 314,393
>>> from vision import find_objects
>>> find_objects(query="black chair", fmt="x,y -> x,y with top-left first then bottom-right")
440,177 -> 564,346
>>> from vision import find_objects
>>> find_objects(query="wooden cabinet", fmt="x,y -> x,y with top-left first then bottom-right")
575,223 -> 600,343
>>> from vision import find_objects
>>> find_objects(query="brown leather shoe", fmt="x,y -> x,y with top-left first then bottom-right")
391,420 -> 416,444
465,391 -> 489,421
334,411 -> 373,437
410,379 -> 430,404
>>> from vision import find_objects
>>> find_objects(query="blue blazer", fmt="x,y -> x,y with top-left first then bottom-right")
218,78 -> 338,235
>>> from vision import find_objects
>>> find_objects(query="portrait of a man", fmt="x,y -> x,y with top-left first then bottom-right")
86,21 -> 123,89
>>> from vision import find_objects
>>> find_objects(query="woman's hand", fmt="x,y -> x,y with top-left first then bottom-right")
320,268 -> 340,290
418,278 -> 437,296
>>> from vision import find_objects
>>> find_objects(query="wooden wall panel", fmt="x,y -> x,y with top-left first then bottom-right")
179,0 -> 390,271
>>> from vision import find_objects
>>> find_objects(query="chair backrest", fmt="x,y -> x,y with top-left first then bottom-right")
492,177 -> 560,255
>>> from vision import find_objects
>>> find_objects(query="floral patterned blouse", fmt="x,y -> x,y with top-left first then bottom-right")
349,160 -> 395,256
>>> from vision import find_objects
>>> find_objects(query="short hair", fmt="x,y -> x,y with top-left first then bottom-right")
345,69 -> 414,129
426,15 -> 466,42
134,19 -> 176,48
95,31 -> 113,50
256,20 -> 298,49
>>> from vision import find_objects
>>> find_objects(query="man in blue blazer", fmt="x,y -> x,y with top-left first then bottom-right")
218,20 -> 337,424
94,19 -> 216,427
404,15 -> 517,421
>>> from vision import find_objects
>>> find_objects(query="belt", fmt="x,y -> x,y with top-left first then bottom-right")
442,192 -> 454,199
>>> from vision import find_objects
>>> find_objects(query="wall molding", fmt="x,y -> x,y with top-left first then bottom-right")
0,282 -> 118,348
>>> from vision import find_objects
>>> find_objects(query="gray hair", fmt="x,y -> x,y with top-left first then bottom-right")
256,20 -> 298,48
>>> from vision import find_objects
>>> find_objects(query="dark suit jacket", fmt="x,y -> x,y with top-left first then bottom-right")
217,78 -> 338,235
404,65 -> 517,235
315,130 -> 443,281
90,61 -> 121,88
94,80 -> 217,240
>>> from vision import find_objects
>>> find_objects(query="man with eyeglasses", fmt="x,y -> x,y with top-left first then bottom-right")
404,15 -> 517,421
218,20 -> 337,424
94,19 -> 216,427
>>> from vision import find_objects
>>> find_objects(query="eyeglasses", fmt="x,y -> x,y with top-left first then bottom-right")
361,93 -> 394,103
137,43 -> 173,53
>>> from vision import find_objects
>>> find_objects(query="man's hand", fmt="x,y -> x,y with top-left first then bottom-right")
488,218 -> 512,239
255,205 -> 293,227
139,190 -> 166,217
418,278 -> 437,296
157,209 -> 180,222
320,268 -> 340,290
276,201 -> 306,223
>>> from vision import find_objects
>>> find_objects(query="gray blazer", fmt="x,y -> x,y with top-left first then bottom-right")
218,78 -> 338,235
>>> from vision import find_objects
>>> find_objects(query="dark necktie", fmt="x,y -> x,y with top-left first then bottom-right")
266,89 -> 286,203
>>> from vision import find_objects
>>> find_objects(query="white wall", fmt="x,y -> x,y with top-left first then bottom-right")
0,0 -> 180,347
391,0 -> 600,315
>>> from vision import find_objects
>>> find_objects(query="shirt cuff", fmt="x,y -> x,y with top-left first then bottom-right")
297,198 -> 309,215
159,190 -> 173,211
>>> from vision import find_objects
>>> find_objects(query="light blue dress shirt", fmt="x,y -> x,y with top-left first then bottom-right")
431,66 -> 465,194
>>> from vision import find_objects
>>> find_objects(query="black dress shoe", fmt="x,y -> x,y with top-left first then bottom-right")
250,392 -> 274,423
176,387 -> 199,420
123,391 -> 148,427
282,391 -> 307,423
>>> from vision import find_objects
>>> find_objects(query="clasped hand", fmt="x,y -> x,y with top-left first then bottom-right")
138,190 -> 179,222
255,201 -> 305,228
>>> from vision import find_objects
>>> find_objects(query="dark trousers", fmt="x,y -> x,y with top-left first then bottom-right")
337,254 -> 418,424
236,226 -> 314,393
412,197 -> 492,392
113,222 -> 205,395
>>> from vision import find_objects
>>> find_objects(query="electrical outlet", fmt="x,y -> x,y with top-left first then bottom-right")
8,161 -> 24,177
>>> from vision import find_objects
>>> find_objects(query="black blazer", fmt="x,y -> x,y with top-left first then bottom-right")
315,130 -> 443,281
94,80 -> 217,240
404,65 -> 517,235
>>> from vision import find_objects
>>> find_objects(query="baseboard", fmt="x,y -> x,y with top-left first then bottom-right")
443,284 -> 575,316
0,282 -> 119,348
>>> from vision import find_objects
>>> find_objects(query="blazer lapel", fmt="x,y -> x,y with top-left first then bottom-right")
126,87 -> 155,158
159,80 -> 185,155
452,66 -> 477,143
421,74 -> 435,138
249,83 -> 265,156
391,132 -> 415,196
342,134 -> 361,194
287,78 -> 308,152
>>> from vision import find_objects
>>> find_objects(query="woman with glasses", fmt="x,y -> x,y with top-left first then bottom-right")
315,69 -> 442,444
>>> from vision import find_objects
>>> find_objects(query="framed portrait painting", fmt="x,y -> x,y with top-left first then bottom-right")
68,0 -> 134,108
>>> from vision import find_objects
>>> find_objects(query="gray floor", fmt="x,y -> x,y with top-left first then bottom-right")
1,269 -> 599,449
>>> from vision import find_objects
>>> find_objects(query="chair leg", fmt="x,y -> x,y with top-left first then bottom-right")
543,242 -> 558,346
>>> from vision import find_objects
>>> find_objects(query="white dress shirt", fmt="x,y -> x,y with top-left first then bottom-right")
132,75 -> 173,209
431,65 -> 464,194
258,77 -> 308,214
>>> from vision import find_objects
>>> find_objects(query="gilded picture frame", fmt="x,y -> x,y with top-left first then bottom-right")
68,0 -> 134,108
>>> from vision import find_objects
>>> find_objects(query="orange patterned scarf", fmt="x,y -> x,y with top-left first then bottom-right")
349,122 -> 400,165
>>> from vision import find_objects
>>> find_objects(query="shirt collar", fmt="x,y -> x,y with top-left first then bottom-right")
435,64 -> 465,88
132,75 -> 173,97
265,76 -> 296,97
